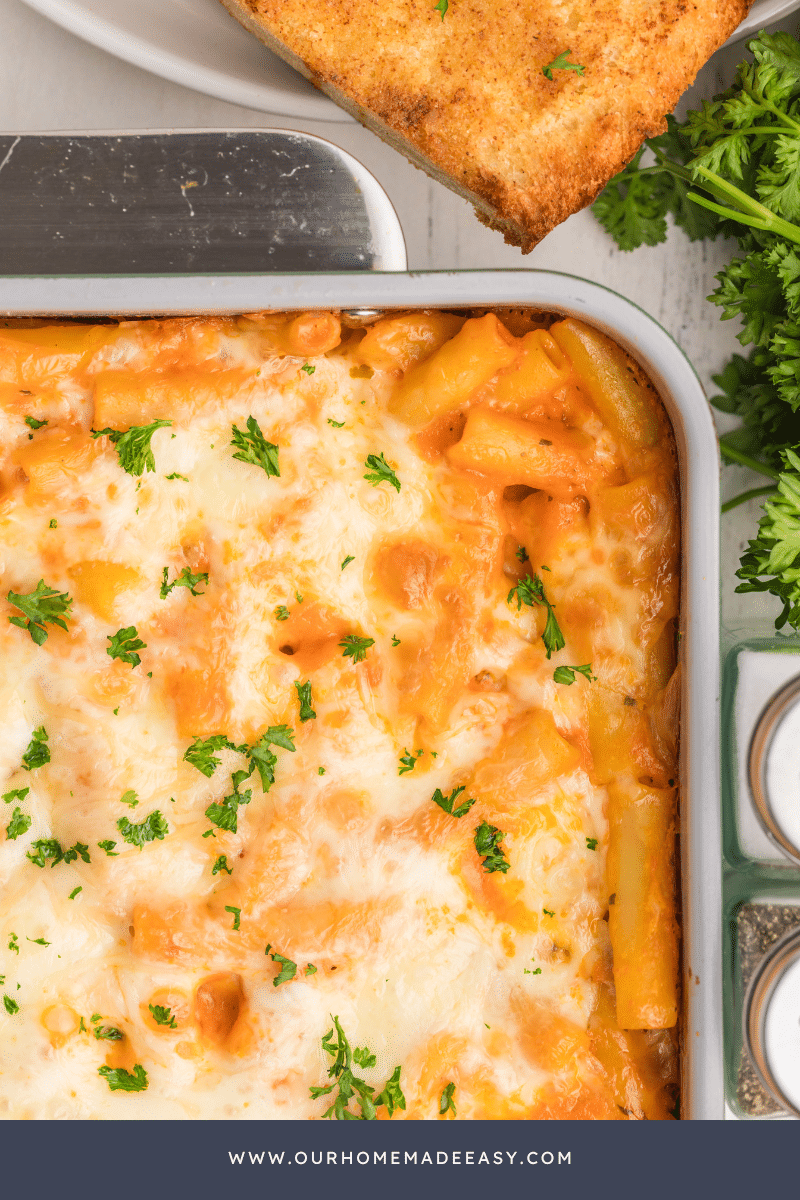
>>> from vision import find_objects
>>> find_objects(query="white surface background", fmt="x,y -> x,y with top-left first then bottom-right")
1,0 -> 797,632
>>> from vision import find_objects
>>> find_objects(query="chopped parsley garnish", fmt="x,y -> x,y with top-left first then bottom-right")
274,605 -> 290,621
586,837 -> 598,851
98,840 -> 119,857
363,452 -> 401,493
553,663 -> 596,685
166,473 -> 189,481
339,634 -> 375,663
119,790 -> 138,808
149,1004 -> 177,1028
225,905 -> 241,931
116,811 -> 169,849
49,519 -> 57,529
212,854 -> 232,876
6,808 -> 31,841
26,838 -> 64,867
474,821 -> 510,874
516,545 -> 529,562
92,419 -> 172,476
542,50 -> 585,81
434,0 -> 448,19
246,725 -> 296,792
62,843 -> 91,864
98,1064 -> 148,1092
398,748 -> 420,775
524,967 -> 543,975
93,1023 -> 123,1041
305,963 -> 317,976
266,945 -> 297,986
230,416 -> 280,477
8,933 -> 19,954
318,767 -> 326,776
27,936 -> 50,946
341,555 -> 355,570
295,680 -> 316,722
184,734 -> 240,778
205,778 -> 251,835
3,788 -> 29,805
3,995 -> 19,1015
543,907 -> 555,917
311,1016 -> 406,1120
107,626 -> 147,669
24,415 -> 47,431
391,635 -> 401,646
439,1081 -> 457,1116
507,572 -> 565,658
301,363 -> 315,375
431,785 -> 475,818
160,566 -> 208,599
327,418 -> 345,428
7,581 -> 72,645
21,725 -> 49,771
68,886 -> 82,899
295,591 -> 303,603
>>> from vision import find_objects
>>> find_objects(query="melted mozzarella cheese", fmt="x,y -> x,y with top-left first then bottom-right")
0,313 -> 679,1121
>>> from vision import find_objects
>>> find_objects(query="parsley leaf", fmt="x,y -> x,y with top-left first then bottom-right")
119,790 -> 138,808
225,905 -> 241,931
434,0 -> 448,19
205,778 -> 251,835
474,821 -> 510,874
4,995 -> 19,1015
24,415 -> 47,431
301,363 -> 315,375
515,545 -> 528,562
166,472 -> 189,481
27,936 -> 50,945
341,555 -> 355,570
6,808 -> 31,840
507,573 -> 565,658
266,946 -> 297,987
312,1016 -> 405,1121
736,445 -> 800,628
93,1023 -> 124,1041
246,725 -> 296,792
21,726 -> 49,771
305,963 -> 317,976
7,580 -> 72,645
431,785 -> 475,818
553,663 -> 596,685
230,416 -> 280,477
439,1081 -> 457,1116
98,1064 -> 148,1092
183,734 -> 239,778
542,50 -> 585,81
149,1004 -> 177,1028
26,838 -> 64,868
274,605 -> 290,621
116,811 -> 169,849
327,418 -> 345,428
107,626 -> 146,669
339,634 -> 375,663
363,452 -> 401,492
212,854 -> 232,876
586,837 -> 599,851
295,680 -> 316,722
68,886 -> 82,899
353,1046 -> 376,1069
92,420 -> 172,475
398,749 -> 420,775
8,933 -> 19,954
62,842 -> 91,864
160,566 -> 208,598
98,840 -> 119,857
3,787 -> 29,804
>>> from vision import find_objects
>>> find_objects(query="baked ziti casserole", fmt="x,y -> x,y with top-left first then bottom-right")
0,309 -> 680,1119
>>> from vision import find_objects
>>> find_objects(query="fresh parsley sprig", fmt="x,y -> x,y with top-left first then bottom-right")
474,821 -> 510,874
230,417 -> 280,477
92,420 -> 172,476
507,572 -> 565,658
339,634 -> 375,663
149,1004 -> 177,1028
431,785 -> 475,818
735,446 -> 800,628
311,1016 -> 406,1120
7,581 -> 72,645
98,1064 -> 148,1092
363,452 -> 401,493
160,567 -> 208,599
107,626 -> 146,669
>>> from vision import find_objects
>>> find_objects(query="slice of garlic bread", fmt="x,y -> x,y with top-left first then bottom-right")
218,0 -> 751,251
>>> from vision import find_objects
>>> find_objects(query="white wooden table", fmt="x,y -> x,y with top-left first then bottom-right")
1,0 -> 793,631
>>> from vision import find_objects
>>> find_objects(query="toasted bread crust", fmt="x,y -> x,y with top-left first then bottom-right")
220,0 -> 752,251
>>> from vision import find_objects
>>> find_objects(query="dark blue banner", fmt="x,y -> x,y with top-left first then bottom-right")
1,1118 -> 796,1200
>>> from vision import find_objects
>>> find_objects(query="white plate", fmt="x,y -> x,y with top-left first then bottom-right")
17,0 -> 800,120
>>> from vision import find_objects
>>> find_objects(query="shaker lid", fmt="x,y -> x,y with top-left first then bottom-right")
744,926 -> 800,1117
749,675 -> 800,864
